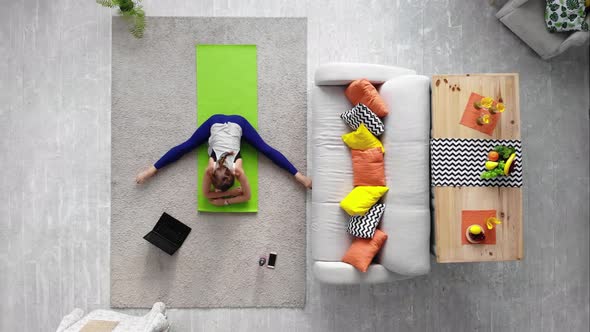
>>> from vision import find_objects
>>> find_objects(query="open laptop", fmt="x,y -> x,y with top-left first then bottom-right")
143,212 -> 191,255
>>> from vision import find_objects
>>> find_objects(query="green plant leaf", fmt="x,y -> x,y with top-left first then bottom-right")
119,0 -> 134,12
493,145 -> 515,160
110,1 -> 146,38
566,0 -> 579,10
96,0 -> 117,7
129,7 -> 145,38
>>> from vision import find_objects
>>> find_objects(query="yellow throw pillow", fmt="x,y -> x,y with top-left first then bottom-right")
341,123 -> 385,153
340,186 -> 389,216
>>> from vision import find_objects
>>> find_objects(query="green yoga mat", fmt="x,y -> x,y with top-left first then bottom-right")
196,45 -> 258,212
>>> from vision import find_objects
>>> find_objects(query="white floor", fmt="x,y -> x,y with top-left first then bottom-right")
1,0 -> 589,331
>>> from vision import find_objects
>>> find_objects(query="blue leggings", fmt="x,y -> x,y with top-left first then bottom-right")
154,114 -> 298,175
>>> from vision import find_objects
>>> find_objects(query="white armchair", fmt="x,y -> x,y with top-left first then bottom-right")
496,0 -> 589,59
56,302 -> 169,332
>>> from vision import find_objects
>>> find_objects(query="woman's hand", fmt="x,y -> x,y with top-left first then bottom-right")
136,166 -> 157,184
228,187 -> 243,196
209,198 -> 226,206
295,172 -> 312,189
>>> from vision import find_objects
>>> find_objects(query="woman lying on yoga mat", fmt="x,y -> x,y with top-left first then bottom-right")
136,114 -> 312,205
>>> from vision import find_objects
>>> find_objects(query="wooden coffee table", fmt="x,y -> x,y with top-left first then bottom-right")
431,73 -> 523,263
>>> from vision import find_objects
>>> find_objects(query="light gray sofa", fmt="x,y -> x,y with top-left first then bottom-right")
496,0 -> 590,60
311,63 -> 431,284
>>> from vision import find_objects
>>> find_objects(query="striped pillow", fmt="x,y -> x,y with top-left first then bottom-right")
340,103 -> 385,137
347,203 -> 385,238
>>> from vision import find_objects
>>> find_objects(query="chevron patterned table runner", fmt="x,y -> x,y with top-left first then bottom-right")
431,138 -> 523,187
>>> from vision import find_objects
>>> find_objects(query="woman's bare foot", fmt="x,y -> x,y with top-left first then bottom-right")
295,172 -> 312,189
136,166 -> 158,184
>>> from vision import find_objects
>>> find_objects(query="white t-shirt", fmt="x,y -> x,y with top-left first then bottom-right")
207,122 -> 242,171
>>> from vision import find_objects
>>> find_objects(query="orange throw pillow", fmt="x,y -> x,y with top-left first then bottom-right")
345,79 -> 389,118
351,148 -> 386,186
342,229 -> 388,272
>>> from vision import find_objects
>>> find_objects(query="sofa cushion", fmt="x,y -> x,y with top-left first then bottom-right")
342,229 -> 388,272
379,208 -> 431,276
311,201 -> 352,261
351,148 -> 386,186
345,79 -> 389,117
311,86 -> 355,261
342,123 -> 384,152
340,103 -> 385,136
340,186 -> 389,216
348,203 -> 385,238
378,75 -> 431,276
545,0 -> 588,32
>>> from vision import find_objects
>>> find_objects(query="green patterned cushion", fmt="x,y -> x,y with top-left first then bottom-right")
545,0 -> 589,32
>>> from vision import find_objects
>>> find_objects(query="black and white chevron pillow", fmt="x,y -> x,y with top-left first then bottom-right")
340,103 -> 385,137
347,203 -> 385,238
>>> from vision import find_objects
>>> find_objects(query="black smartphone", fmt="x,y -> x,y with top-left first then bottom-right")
267,252 -> 277,269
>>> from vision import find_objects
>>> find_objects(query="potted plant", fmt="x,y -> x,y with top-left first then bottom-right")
97,0 -> 146,38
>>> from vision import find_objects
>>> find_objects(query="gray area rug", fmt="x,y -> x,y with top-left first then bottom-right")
111,17 -> 307,308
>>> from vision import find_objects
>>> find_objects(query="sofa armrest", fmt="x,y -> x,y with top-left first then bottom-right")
496,0 -> 530,19
559,13 -> 590,54
314,62 -> 415,86
378,75 -> 431,276
313,261 -> 410,284
511,0 -> 529,6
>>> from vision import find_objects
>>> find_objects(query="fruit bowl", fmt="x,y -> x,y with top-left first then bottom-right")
480,145 -> 517,180
466,225 -> 486,244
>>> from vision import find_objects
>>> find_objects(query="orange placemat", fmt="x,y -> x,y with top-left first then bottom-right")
461,210 -> 496,245
460,92 -> 501,136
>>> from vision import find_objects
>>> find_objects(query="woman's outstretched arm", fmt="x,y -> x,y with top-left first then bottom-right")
201,162 -> 214,198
